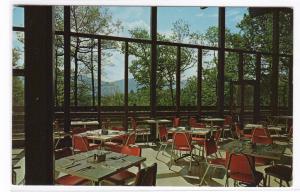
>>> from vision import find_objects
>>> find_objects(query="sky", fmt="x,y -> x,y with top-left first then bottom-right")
13,6 -> 248,82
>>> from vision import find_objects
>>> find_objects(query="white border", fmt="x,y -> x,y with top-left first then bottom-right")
1,0 -> 299,192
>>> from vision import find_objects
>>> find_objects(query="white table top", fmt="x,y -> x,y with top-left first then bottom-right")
81,129 -> 126,141
202,118 -> 224,122
144,119 -> 171,123
71,121 -> 99,126
244,124 -> 263,129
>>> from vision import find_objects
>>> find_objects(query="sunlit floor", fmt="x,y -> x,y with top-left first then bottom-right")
13,137 -> 292,187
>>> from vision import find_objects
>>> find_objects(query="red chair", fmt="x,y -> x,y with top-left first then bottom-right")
200,137 -> 227,185
72,134 -> 100,153
189,117 -> 204,128
222,115 -> 233,139
169,132 -> 195,171
134,163 -> 157,186
173,117 -> 181,127
131,117 -> 150,144
54,147 -> 89,185
104,146 -> 142,185
104,132 -> 136,153
235,123 -> 252,140
225,153 -> 264,186
156,126 -> 173,159
109,127 -> 126,144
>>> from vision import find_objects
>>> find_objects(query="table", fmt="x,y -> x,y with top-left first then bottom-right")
244,124 -> 263,130
168,127 -> 212,136
220,140 -> 286,161
71,121 -> 99,128
272,116 -> 293,132
202,118 -> 224,128
144,119 -> 172,139
55,149 -> 146,185
82,129 -> 127,144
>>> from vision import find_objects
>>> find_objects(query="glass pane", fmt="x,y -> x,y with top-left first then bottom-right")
260,55 -> 272,107
243,54 -> 256,80
202,50 -> 217,106
279,10 -> 293,55
55,6 -> 64,31
278,57 -> 289,107
128,43 -> 151,106
224,52 -> 239,107
54,35 -> 64,106
13,6 -> 24,27
232,84 -> 241,112
70,37 -> 99,106
12,31 -> 24,69
157,7 -> 218,46
101,40 -> 124,106
180,48 -> 197,106
157,45 -> 176,107
244,84 -> 254,112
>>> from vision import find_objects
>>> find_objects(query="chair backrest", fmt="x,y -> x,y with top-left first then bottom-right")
72,127 -> 87,134
124,132 -> 136,146
251,127 -> 272,144
204,137 -> 218,157
54,147 -> 73,160
121,146 -> 141,157
173,117 -> 180,127
213,128 -> 222,144
188,117 -> 197,127
158,126 -> 168,141
235,123 -> 243,138
224,115 -> 232,126
227,153 -> 255,179
173,132 -> 192,150
131,118 -> 137,131
134,163 -> 157,186
72,134 -> 89,152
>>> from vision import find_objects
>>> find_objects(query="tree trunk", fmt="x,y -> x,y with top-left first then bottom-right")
74,37 -> 79,106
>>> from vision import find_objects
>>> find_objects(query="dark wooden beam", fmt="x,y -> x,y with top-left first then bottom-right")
24,6 -> 54,184
176,46 -> 181,117
124,42 -> 129,131
63,6 -> 71,132
97,38 -> 102,127
271,9 -> 279,115
197,48 -> 202,115
217,7 -> 225,116
254,53 -> 261,122
150,6 -> 157,118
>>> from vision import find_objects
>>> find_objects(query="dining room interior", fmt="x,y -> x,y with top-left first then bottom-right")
11,4 -> 293,187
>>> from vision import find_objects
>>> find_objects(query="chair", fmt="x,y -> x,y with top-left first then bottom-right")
251,127 -> 273,166
225,153 -> 264,186
54,147 -> 89,185
72,134 -> 100,153
156,126 -> 173,159
189,117 -> 205,128
134,163 -> 157,186
173,117 -> 181,127
169,132 -> 195,171
264,164 -> 292,187
200,137 -> 227,185
109,127 -> 126,145
72,127 -> 88,134
131,117 -> 150,144
104,132 -> 136,153
104,146 -> 142,185
222,115 -> 233,139
235,123 -> 252,140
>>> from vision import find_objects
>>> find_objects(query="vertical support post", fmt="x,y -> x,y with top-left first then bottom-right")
254,53 -> 261,122
271,9 -> 279,116
124,42 -> 129,131
288,56 -> 293,115
197,48 -> 202,116
63,6 -> 71,132
24,6 -> 54,184
217,7 -> 225,117
97,38 -> 102,127
176,46 -> 181,117
150,7 -> 157,140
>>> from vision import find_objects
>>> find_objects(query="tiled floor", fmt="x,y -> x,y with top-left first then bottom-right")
13,137 -> 292,187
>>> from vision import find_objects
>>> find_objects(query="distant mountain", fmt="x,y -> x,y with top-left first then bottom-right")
101,78 -> 138,95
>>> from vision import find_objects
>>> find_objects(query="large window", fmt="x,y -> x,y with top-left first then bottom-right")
278,57 -> 289,107
260,55 -> 272,107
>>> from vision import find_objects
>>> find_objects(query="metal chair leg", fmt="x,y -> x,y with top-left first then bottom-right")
156,144 -> 163,159
200,164 -> 210,185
